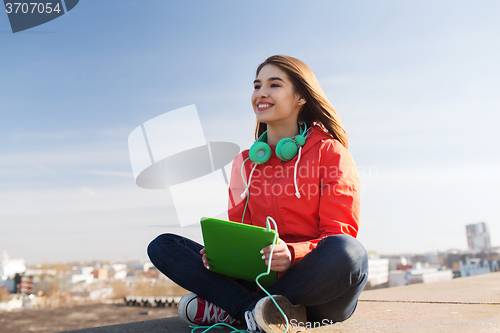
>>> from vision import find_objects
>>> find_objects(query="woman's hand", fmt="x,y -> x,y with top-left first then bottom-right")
200,248 -> 210,270
260,238 -> 292,272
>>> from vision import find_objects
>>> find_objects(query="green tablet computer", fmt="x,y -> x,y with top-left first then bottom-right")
200,217 -> 278,285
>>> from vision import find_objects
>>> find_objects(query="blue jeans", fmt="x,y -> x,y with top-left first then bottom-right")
147,233 -> 368,323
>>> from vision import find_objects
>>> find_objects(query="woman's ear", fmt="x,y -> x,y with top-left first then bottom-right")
298,98 -> 306,106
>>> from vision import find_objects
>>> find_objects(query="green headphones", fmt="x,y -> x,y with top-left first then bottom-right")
249,123 -> 308,164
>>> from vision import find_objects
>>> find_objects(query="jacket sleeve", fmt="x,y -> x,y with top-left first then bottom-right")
286,139 -> 361,264
227,151 -> 252,224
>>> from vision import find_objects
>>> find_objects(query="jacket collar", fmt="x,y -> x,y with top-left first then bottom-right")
263,124 -> 332,165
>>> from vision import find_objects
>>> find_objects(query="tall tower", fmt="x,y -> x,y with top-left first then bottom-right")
466,222 -> 491,252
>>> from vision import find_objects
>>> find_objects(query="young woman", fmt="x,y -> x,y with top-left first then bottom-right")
148,55 -> 368,333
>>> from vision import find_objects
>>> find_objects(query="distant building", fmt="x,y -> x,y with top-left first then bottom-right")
71,266 -> 95,285
388,270 -> 407,287
20,275 -> 34,295
396,264 -> 413,270
406,268 -> 453,284
112,263 -> 128,280
384,256 -> 409,271
367,256 -> 389,289
443,252 -> 462,270
143,262 -> 155,272
466,222 -> 491,252
1,251 -> 26,280
97,268 -> 109,280
388,268 -> 453,287
459,258 -> 499,277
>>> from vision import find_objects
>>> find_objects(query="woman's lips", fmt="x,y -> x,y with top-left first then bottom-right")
257,103 -> 274,111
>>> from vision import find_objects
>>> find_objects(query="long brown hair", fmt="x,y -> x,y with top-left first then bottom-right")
254,55 -> 348,148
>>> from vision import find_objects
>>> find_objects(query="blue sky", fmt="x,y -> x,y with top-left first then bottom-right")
1,0 -> 499,263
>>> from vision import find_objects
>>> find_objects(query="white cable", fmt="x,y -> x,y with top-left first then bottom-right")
293,146 -> 303,198
240,163 -> 258,199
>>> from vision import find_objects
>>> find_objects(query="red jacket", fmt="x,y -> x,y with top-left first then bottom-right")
228,125 -> 361,267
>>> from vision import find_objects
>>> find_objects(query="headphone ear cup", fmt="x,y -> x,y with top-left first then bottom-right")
275,141 -> 284,160
295,134 -> 306,147
249,141 -> 271,164
276,138 -> 298,161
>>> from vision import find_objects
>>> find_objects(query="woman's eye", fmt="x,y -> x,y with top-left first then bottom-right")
271,84 -> 280,87
254,85 -> 261,90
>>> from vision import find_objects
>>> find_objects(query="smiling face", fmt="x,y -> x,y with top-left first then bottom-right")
252,64 -> 305,129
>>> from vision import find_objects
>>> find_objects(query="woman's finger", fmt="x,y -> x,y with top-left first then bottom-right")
200,249 -> 210,269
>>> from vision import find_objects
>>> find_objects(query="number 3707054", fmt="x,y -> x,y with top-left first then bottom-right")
5,2 -> 62,14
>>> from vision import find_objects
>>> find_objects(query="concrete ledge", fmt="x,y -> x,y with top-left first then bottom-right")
60,317 -> 197,333
63,272 -> 500,333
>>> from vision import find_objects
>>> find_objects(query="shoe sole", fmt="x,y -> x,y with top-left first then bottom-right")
177,293 -> 198,325
254,295 -> 306,333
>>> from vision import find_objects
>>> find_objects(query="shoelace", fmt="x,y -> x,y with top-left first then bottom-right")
202,302 -> 239,325
219,312 -> 240,325
244,310 -> 261,332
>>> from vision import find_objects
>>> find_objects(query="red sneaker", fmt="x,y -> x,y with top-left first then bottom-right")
178,293 -> 242,326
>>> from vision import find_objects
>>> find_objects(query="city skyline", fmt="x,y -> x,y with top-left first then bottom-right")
1,1 -> 499,263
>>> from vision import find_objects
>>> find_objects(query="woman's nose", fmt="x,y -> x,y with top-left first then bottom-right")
257,88 -> 269,98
